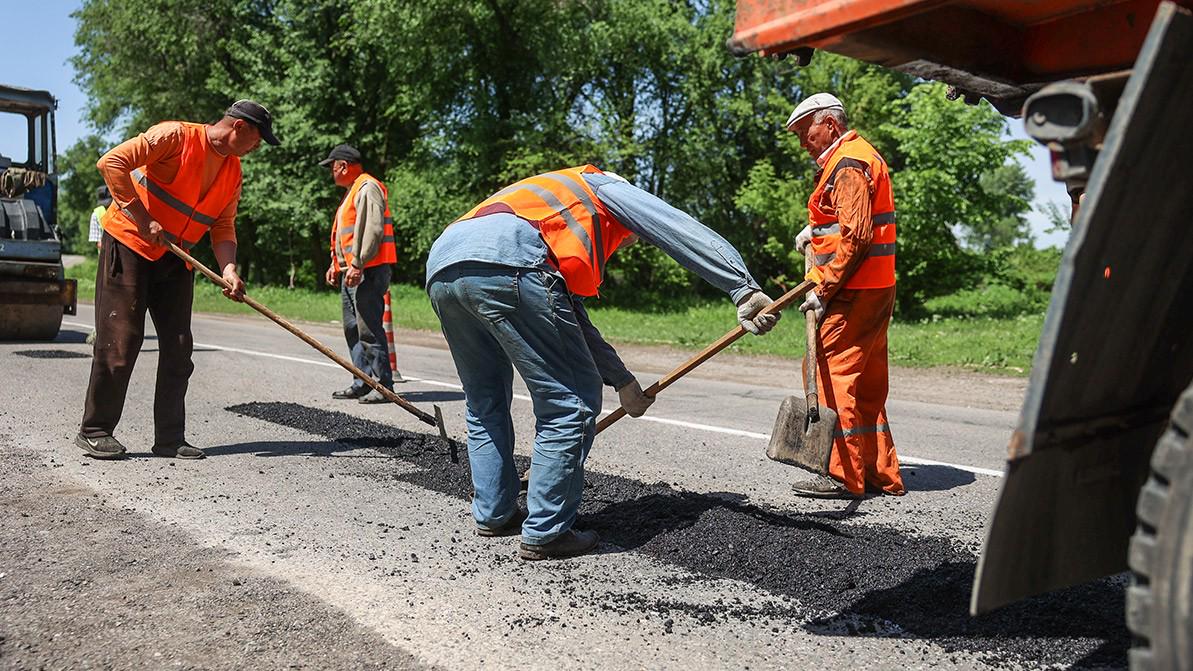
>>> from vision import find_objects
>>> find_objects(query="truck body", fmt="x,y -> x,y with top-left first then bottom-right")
732,1 -> 1193,666
0,84 -> 76,340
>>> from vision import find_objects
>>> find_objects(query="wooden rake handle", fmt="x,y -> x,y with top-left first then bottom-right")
165,241 -> 438,428
595,280 -> 817,435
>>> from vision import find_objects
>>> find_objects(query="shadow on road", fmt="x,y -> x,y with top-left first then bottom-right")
901,463 -> 977,492
392,390 -> 466,403
205,439 -> 412,458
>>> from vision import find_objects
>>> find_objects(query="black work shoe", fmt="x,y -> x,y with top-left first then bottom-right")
477,508 -> 528,537
519,529 -> 600,561
792,475 -> 860,499
151,441 -> 205,460
332,386 -> 369,400
75,433 -> 126,460
358,389 -> 394,404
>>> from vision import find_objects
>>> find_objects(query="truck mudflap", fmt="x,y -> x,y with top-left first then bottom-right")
971,2 -> 1193,614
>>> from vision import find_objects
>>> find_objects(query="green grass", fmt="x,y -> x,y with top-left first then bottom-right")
67,259 -> 1043,375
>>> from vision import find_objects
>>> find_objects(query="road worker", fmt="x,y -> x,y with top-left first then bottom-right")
426,166 -> 780,560
76,100 -> 278,460
321,144 -> 401,403
787,93 -> 905,498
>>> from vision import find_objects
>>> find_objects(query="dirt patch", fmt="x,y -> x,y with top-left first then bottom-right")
0,451 -> 431,671
228,401 -> 1128,669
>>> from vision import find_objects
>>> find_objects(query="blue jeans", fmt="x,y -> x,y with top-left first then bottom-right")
427,262 -> 603,545
341,264 -> 393,390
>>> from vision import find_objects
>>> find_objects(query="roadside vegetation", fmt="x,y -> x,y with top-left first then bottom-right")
68,258 -> 1048,374
58,1 -> 1069,376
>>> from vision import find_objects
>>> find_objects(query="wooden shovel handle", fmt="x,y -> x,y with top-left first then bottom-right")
165,241 -> 438,428
595,280 -> 817,435
803,253 -> 820,422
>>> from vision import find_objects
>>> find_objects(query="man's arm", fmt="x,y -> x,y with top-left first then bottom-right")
582,174 -> 760,304
814,166 -> 873,305
573,298 -> 634,389
96,123 -> 186,241
351,181 -> 386,269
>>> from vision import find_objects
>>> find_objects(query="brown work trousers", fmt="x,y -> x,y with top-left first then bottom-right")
80,231 -> 195,446
809,286 -> 905,496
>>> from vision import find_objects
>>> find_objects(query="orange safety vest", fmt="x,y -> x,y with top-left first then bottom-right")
330,172 -> 398,271
455,165 -> 633,297
806,131 -> 896,290
100,122 -> 242,261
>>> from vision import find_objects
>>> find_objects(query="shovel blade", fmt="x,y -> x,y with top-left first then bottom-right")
766,395 -> 837,474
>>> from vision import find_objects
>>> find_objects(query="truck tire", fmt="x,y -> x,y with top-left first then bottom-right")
1127,387 -> 1193,671
0,304 -> 63,341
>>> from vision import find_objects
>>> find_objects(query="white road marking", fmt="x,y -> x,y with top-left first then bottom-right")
63,319 -> 1006,478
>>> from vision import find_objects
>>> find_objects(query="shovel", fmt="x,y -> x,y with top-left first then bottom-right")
765,253 -> 836,474
165,241 -> 458,463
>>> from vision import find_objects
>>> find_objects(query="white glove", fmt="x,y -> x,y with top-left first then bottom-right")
795,225 -> 813,253
736,291 -> 781,335
617,378 -> 654,418
800,291 -> 825,323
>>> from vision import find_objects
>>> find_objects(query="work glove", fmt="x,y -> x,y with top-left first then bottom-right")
736,291 -> 781,335
799,291 -> 825,323
795,225 -> 813,253
616,378 -> 654,418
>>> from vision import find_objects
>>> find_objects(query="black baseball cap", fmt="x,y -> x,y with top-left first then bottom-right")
319,144 -> 362,167
96,185 -> 112,205
224,99 -> 280,146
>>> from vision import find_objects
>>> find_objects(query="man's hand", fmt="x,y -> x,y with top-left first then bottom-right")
221,266 -> 246,302
345,265 -> 363,288
616,378 -> 654,418
799,291 -> 825,323
736,291 -> 780,335
795,224 -> 812,254
139,219 -> 165,246
325,263 -> 339,287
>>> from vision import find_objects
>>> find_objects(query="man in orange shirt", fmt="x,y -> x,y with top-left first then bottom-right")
76,100 -> 278,461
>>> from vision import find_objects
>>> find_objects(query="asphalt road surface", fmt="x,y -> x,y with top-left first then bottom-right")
0,303 -> 1130,670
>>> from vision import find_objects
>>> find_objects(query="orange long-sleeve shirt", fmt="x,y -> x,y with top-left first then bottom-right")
815,167 -> 873,305
97,121 -> 241,245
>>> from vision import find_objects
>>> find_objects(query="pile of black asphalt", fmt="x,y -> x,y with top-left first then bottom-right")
229,401 -> 1129,670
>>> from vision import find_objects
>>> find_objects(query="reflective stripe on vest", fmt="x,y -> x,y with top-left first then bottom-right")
99,121 -> 242,262
806,131 -> 896,290
455,165 -> 632,297
331,173 -> 398,270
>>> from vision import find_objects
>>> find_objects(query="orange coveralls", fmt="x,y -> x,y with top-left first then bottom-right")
807,165 -> 905,496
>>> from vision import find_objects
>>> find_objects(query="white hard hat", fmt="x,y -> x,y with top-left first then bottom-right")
785,93 -> 845,130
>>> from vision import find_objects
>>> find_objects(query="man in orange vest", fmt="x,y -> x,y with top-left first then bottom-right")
76,100 -> 279,461
786,93 -> 905,499
426,167 -> 780,560
321,144 -> 400,403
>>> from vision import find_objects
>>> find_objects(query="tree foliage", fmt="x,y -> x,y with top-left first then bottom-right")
63,0 -> 1039,314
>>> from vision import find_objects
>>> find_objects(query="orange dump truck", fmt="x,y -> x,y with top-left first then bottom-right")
732,1 -> 1193,667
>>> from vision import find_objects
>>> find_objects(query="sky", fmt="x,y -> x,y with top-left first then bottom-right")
7,1 -> 1070,248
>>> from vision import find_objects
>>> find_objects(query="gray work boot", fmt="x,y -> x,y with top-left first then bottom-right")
151,441 -> 205,460
476,508 -> 528,537
75,433 -> 126,460
791,474 -> 859,499
519,529 -> 600,561
332,385 -> 369,400
393,370 -> 406,384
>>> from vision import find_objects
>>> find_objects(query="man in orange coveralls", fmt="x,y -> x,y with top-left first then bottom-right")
786,93 -> 905,499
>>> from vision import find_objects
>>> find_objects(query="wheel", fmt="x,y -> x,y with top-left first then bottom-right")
0,303 -> 63,340
1127,386 -> 1193,670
